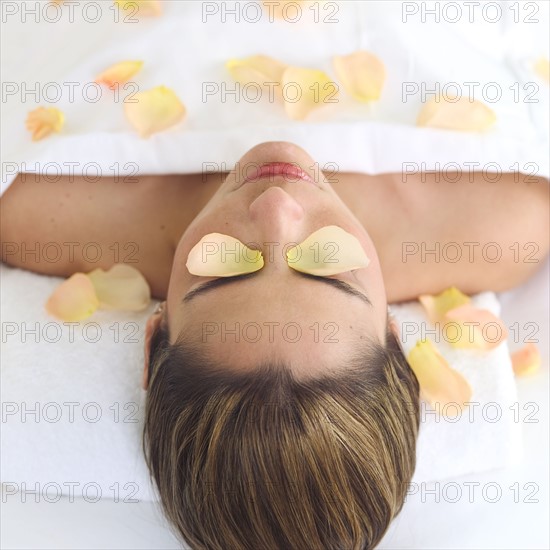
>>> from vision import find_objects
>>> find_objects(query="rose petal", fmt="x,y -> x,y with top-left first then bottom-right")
511,343 -> 541,377
419,286 -> 471,323
87,264 -> 151,311
417,96 -> 496,132
124,85 -> 186,138
534,57 -> 549,83
333,50 -> 385,102
407,339 -> 472,411
186,233 -> 264,277
286,225 -> 370,276
443,304 -> 508,350
282,66 -> 338,120
113,0 -> 162,16
96,60 -> 143,88
46,273 -> 99,322
226,55 -> 287,87
25,107 -> 64,141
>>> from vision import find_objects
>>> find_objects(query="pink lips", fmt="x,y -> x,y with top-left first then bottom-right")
242,162 -> 317,187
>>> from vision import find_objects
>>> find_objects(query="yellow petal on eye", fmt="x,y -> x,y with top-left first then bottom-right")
443,304 -> 508,350
282,66 -> 338,120
87,264 -> 151,311
124,85 -> 186,138
186,233 -> 264,277
419,286 -> 471,323
226,55 -> 287,86
534,57 -> 549,83
113,0 -> 162,16
45,273 -> 99,322
286,225 -> 370,276
25,107 -> 64,141
333,51 -> 385,102
511,343 -> 541,377
417,96 -> 496,132
407,339 -> 472,411
95,61 -> 143,88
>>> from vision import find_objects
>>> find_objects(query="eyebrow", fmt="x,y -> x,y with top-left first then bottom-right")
182,271 -> 372,306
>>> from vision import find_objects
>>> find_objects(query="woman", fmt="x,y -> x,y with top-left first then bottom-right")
1,141 -> 548,549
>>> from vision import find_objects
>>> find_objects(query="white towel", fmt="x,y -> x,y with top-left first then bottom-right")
390,293 -> 522,484
1,263 -> 521,501
2,1 -> 549,195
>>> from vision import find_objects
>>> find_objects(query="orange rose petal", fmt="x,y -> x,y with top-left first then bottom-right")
87,264 -> 151,311
282,66 -> 338,120
417,96 -> 496,132
333,51 -> 385,102
25,107 -> 64,141
46,273 -> 99,322
511,343 -> 541,376
534,57 -> 549,83
226,55 -> 287,102
124,85 -> 186,138
419,286 -> 471,323
114,0 -> 162,17
96,61 -> 143,88
408,339 -> 472,411
444,304 -> 508,350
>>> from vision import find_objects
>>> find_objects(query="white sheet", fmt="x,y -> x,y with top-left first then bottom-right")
2,0 -> 549,194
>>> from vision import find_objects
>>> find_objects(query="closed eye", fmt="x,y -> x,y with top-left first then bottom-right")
182,270 -> 372,306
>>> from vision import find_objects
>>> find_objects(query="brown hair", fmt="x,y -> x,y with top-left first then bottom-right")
143,323 -> 420,550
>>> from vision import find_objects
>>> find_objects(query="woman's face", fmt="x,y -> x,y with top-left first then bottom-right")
164,142 -> 388,378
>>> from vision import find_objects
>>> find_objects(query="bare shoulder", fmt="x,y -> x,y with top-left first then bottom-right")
376,171 -> 549,301
0,172 -> 185,297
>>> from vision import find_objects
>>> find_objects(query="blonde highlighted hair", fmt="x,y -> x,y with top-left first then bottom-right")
143,325 -> 419,550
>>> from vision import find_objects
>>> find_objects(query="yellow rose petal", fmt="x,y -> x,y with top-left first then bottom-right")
286,225 -> 370,276
124,85 -> 186,138
534,57 -> 549,83
419,286 -> 471,323
96,60 -> 143,88
511,343 -> 541,377
87,264 -> 150,311
25,107 -> 64,141
226,55 -> 287,87
114,0 -> 162,16
46,273 -> 99,322
408,339 -> 472,411
282,66 -> 338,120
443,304 -> 508,350
333,50 -> 385,102
186,233 -> 264,277
417,96 -> 496,132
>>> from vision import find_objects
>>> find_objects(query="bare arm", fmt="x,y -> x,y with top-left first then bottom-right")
0,173 -> 184,297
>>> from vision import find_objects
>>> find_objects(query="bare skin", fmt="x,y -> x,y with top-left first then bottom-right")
2,141 -> 549,382
1,153 -> 548,302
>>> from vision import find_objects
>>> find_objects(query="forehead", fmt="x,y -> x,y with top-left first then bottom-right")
177,276 -> 379,377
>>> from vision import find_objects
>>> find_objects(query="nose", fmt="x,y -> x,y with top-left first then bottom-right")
249,186 -> 305,232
